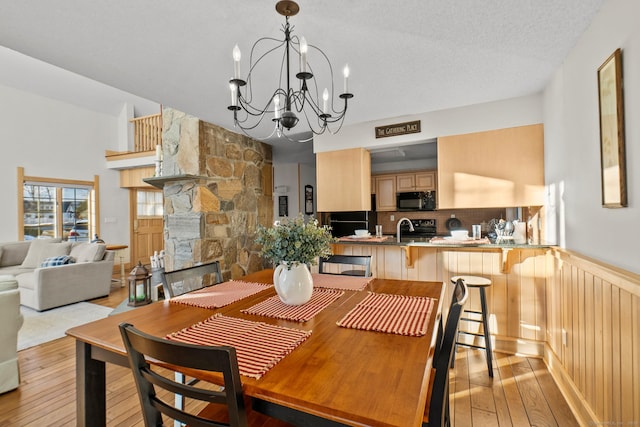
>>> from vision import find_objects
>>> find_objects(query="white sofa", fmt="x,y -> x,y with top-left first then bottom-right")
0,239 -> 115,311
0,276 -> 23,394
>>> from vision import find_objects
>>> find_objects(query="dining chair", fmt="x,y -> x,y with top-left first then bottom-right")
318,254 -> 372,277
161,261 -> 223,298
119,322 -> 293,427
160,261 -> 224,425
423,278 -> 468,427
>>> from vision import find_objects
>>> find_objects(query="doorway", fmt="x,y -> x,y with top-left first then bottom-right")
130,189 -> 164,267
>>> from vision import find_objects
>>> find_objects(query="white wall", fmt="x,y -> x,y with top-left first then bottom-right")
0,83 -> 130,245
543,0 -> 640,273
272,162 -> 317,221
273,163 -> 299,220
314,93 -> 543,153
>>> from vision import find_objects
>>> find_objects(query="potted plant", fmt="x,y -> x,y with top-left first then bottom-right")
256,215 -> 334,305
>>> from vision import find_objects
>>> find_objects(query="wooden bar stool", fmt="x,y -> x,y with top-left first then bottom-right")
450,275 -> 494,377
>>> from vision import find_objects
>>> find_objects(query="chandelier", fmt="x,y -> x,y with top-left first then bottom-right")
227,0 -> 353,142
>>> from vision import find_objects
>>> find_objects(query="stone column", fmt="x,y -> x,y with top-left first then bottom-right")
161,107 -> 273,280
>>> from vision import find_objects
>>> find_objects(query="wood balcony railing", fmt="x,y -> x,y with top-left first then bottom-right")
130,113 -> 162,152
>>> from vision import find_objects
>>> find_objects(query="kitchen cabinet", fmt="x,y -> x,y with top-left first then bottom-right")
317,147 -> 371,211
437,124 -> 544,209
396,173 -> 415,191
375,175 -> 396,211
397,171 -> 436,192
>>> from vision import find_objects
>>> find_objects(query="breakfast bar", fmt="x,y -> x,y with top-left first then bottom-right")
329,239 -> 552,357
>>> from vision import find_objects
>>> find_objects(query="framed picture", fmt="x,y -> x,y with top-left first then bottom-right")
278,195 -> 288,217
304,185 -> 314,215
597,48 -> 627,208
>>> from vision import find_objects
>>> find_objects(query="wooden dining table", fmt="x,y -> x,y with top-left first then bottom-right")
67,269 -> 445,427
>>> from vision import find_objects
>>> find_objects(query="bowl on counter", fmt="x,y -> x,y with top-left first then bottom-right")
354,229 -> 370,237
450,230 -> 469,240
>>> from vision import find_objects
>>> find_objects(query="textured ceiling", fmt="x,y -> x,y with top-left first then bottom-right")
0,0 -> 606,146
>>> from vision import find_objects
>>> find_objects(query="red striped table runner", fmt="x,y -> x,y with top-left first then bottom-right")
170,280 -> 271,309
336,292 -> 435,336
312,273 -> 373,291
166,314 -> 311,379
241,289 -> 344,322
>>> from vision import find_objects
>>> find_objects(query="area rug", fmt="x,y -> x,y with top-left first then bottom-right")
18,302 -> 113,351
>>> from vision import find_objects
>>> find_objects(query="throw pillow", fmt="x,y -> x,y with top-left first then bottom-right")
40,255 -> 76,267
70,242 -> 107,263
21,240 -> 72,269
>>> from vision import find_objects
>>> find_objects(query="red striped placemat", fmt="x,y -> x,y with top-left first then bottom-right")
312,273 -> 373,291
170,280 -> 271,309
336,292 -> 435,336
166,314 -> 311,379
241,289 -> 344,322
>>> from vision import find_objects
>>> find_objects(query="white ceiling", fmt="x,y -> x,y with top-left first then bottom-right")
0,0 -> 606,149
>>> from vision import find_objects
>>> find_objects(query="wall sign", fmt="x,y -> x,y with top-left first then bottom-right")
375,120 -> 421,138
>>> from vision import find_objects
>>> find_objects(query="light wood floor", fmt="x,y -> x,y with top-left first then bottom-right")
1,282 -> 579,426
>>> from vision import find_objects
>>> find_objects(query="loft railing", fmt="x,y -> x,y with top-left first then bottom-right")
130,113 -> 162,152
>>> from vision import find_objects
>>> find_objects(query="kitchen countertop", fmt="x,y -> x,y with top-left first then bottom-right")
336,235 -> 551,249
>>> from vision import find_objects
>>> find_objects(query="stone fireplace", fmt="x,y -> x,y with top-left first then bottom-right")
160,108 -> 273,280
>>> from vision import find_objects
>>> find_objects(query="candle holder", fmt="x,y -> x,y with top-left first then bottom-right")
154,159 -> 163,177
128,262 -> 152,307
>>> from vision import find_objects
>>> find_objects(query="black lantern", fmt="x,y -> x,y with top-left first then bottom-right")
128,262 -> 152,307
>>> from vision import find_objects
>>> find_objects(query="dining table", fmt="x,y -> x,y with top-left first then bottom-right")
67,269 -> 445,427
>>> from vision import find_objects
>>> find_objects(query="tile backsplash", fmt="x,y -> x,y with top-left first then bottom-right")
377,208 -> 507,236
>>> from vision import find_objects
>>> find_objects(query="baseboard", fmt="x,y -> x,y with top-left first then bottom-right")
457,334 -> 545,358
493,335 -> 544,357
542,344 -> 599,426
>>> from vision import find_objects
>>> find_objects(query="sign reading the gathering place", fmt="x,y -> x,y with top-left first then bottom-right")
375,120 -> 421,138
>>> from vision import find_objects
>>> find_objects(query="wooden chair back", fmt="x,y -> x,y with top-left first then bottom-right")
424,278 -> 468,427
161,261 -> 222,298
119,322 -> 247,427
318,255 -> 372,277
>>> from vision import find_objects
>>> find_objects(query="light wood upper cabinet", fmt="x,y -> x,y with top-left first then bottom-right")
397,171 -> 436,192
375,175 -> 397,211
415,172 -> 436,191
317,147 -> 371,212
396,174 -> 415,192
437,124 -> 544,209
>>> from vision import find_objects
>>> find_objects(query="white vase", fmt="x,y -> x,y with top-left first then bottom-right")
273,262 -> 313,305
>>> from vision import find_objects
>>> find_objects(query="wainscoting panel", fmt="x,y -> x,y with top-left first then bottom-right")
548,249 -> 640,425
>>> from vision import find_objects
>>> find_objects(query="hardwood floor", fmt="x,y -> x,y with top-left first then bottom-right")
450,348 -> 579,427
1,282 -> 579,426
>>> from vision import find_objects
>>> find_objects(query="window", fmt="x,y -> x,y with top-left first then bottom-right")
19,167 -> 99,241
136,190 -> 163,217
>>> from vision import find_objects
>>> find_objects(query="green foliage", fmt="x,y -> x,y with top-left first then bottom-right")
256,215 -> 335,267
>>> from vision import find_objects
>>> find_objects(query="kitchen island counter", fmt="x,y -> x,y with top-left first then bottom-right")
327,239 -> 553,358
336,235 -> 551,249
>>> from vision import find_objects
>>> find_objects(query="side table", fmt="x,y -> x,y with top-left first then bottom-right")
106,244 -> 128,287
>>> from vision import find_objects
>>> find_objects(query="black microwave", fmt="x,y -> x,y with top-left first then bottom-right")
396,191 -> 436,211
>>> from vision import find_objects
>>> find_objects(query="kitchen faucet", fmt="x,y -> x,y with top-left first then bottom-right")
396,217 -> 414,242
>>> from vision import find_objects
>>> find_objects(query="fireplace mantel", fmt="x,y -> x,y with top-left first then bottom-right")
143,174 -> 208,189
